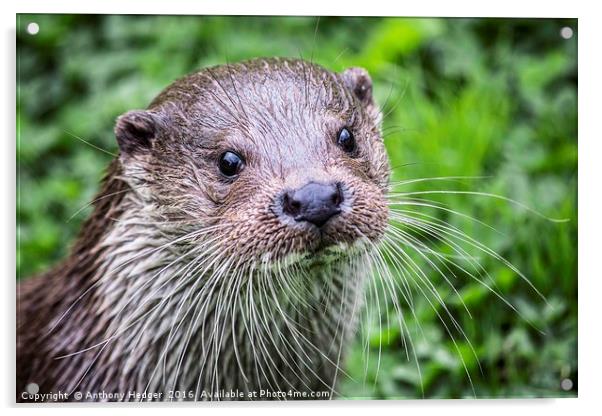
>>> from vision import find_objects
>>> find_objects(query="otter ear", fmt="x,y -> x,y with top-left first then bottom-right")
114,110 -> 157,156
342,67 -> 374,105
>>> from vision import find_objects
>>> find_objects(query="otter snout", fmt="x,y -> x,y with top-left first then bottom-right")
281,182 -> 343,228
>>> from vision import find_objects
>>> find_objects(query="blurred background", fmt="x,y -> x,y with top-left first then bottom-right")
16,15 -> 577,399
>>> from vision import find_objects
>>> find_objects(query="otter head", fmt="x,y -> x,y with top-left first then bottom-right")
114,58 -> 389,272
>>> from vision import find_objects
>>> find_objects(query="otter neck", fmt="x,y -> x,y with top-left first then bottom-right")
41,162 -> 370,397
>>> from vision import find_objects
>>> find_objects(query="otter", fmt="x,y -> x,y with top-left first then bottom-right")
17,57 -> 391,401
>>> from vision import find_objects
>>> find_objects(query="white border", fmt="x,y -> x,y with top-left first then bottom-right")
3,1 -> 599,415
4,0 -> 583,17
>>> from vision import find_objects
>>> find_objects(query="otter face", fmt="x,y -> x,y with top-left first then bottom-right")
114,58 -> 389,266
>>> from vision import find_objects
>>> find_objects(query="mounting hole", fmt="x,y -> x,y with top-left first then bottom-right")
560,378 -> 573,391
26,382 -> 39,394
26,22 -> 39,35
560,27 -> 573,40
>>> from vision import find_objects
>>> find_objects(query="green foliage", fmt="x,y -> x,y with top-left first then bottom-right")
17,15 -> 577,399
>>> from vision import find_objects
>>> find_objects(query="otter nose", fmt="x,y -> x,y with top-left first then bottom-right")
282,182 -> 343,228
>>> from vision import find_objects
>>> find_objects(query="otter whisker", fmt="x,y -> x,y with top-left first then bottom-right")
391,208 -> 545,303
146,244 -> 231,391
56,229 -> 227,359
54,241 -> 221,392
240,266 -> 289,395
162,244 -> 241,395
390,212 -> 544,333
388,198 -> 504,235
384,228 -> 477,341
385,228 -> 472,318
328,257 -> 362,399
366,251 -> 385,382
386,201 -> 549,375
47,225 -> 225,337
52,236 -> 229,395
388,175 -> 490,188
64,130 -> 118,157
227,260 -> 255,387
257,257 -> 354,395
369,245 -> 425,397
365,236 -> 416,366
378,67 -> 409,121
140,242 -> 238,396
255,263 -> 318,393
66,187 -> 135,223
257,266 -> 323,394
380,236 -> 479,398
389,190 -> 569,223
383,229 -> 485,387
201,257 -> 238,398
210,255 -> 256,396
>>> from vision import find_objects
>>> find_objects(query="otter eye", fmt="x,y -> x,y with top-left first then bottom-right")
337,127 -> 356,153
218,151 -> 244,177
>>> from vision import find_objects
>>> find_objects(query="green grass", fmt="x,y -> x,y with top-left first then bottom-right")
17,15 -> 577,399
